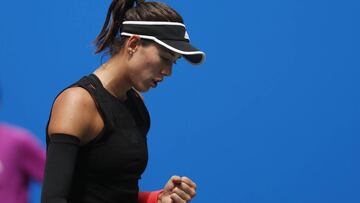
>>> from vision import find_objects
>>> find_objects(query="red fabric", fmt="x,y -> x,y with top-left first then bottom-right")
138,190 -> 163,203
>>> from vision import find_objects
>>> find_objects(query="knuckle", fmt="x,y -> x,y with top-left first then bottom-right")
185,194 -> 192,201
188,189 -> 195,196
172,187 -> 179,192
182,176 -> 189,181
171,193 -> 179,199
172,175 -> 180,180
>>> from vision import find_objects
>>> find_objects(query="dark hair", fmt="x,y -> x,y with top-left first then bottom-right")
94,0 -> 183,56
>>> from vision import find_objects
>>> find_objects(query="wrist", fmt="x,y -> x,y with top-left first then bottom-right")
157,191 -> 164,203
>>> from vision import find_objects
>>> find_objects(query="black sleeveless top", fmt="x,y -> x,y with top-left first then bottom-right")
46,74 -> 150,203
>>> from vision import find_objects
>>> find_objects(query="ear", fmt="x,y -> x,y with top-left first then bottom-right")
126,35 -> 141,54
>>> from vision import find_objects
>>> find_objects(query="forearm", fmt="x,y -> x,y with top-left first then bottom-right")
41,134 -> 80,203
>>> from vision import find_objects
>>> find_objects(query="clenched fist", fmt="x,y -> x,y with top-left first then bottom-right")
158,176 -> 197,203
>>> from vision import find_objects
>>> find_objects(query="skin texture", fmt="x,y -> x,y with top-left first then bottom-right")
47,35 -> 195,202
158,176 -> 197,203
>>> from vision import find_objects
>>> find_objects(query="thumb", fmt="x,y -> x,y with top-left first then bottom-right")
164,175 -> 181,192
171,175 -> 182,185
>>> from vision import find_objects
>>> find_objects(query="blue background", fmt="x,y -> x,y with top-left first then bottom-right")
0,0 -> 359,202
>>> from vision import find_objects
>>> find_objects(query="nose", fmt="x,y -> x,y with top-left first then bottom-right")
161,65 -> 173,77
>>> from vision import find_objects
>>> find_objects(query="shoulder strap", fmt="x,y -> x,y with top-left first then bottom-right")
75,75 -> 116,142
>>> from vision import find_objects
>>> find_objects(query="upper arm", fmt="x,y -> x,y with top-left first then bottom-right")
48,87 -> 98,143
42,87 -> 98,202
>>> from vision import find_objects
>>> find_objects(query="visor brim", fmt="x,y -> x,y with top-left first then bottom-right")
159,40 -> 205,65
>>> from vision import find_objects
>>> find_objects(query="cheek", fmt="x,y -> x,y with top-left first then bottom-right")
130,62 -> 156,82
130,51 -> 164,78
144,54 -> 161,66
143,59 -> 164,74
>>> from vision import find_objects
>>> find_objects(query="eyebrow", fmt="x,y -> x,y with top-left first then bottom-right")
160,50 -> 178,60
167,51 -> 176,57
157,45 -> 178,57
161,49 -> 175,57
167,51 -> 181,60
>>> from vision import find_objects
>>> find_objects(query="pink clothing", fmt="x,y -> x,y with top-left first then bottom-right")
0,123 -> 45,203
138,190 -> 163,203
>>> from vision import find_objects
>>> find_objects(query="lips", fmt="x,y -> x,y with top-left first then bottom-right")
152,78 -> 163,88
152,80 -> 158,88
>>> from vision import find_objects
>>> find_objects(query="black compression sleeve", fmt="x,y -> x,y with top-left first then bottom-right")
41,134 -> 80,203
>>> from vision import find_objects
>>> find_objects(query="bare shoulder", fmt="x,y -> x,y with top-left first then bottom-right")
47,87 -> 98,140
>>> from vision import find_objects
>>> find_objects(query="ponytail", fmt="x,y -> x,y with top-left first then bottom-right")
94,0 -> 183,56
94,0 -> 136,54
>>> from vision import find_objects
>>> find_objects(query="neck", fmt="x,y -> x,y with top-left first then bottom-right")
93,54 -> 131,101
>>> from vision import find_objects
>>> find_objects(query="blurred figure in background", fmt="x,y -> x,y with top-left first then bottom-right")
0,89 -> 46,203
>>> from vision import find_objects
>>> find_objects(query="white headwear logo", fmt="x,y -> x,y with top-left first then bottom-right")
184,31 -> 190,40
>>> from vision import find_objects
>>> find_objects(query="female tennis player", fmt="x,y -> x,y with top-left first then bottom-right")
41,0 -> 205,202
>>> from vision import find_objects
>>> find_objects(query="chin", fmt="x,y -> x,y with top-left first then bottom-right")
139,88 -> 150,93
133,84 -> 150,93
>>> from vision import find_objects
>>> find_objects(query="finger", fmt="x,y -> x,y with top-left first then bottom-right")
170,193 -> 186,203
181,176 -> 197,189
164,175 -> 181,192
171,175 -> 182,185
172,186 -> 192,201
177,182 -> 196,198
